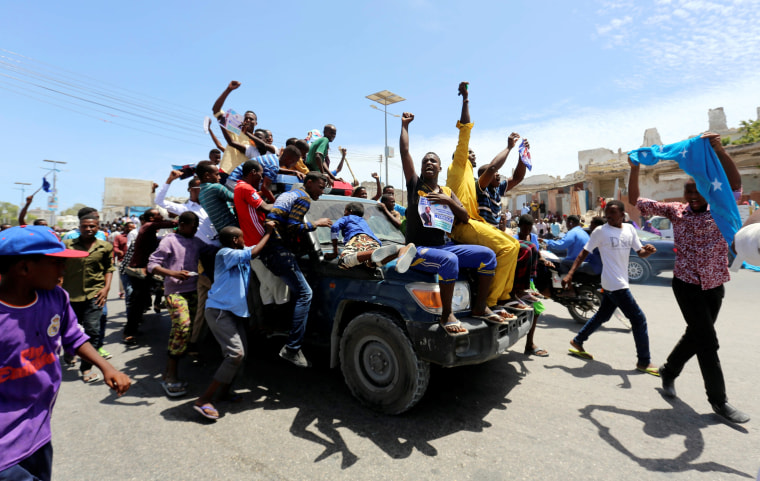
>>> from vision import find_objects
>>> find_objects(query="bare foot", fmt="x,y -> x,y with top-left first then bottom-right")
570,339 -> 584,351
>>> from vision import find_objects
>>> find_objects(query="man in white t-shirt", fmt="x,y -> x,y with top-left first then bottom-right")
562,200 -> 659,374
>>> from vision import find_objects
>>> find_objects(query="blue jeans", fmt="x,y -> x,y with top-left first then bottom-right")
574,288 -> 651,365
261,245 -> 311,351
0,441 -> 52,481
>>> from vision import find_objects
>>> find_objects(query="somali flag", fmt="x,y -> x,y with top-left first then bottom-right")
628,136 -> 741,245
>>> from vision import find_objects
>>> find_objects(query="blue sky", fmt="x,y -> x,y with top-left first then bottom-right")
1,0 -> 759,214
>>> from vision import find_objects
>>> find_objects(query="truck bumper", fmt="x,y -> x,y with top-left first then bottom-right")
405,308 -> 533,367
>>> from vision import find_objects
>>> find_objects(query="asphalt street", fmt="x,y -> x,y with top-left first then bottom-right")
51,270 -> 759,481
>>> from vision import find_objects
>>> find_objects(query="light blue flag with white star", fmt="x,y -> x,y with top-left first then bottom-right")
628,136 -> 741,245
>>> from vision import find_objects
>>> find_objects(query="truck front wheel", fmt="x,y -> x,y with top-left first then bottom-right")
339,312 -> 430,415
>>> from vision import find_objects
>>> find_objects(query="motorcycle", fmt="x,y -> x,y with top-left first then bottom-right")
540,249 -> 604,324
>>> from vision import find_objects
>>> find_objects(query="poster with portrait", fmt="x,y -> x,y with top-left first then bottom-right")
418,195 -> 453,233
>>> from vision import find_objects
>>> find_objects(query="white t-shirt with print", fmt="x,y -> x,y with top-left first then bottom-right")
584,223 -> 642,291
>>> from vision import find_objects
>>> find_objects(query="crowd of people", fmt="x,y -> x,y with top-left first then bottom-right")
1,80 -> 756,479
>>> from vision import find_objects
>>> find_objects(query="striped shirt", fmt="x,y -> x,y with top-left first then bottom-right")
267,188 -> 315,247
199,182 -> 238,232
476,179 -> 508,226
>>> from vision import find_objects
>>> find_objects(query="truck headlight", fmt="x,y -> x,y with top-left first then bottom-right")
406,281 -> 471,314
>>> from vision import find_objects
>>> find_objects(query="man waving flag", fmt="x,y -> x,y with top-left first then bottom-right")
628,134 -> 742,245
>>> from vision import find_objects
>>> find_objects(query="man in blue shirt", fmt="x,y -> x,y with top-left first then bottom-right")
545,215 -> 597,275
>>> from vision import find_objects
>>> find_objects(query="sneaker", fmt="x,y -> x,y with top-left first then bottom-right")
370,245 -> 400,264
395,243 -> 417,274
98,347 -> 113,360
711,402 -> 750,423
278,346 -> 311,368
659,365 -> 676,398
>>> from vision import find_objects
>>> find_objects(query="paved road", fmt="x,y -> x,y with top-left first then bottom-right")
51,271 -> 759,480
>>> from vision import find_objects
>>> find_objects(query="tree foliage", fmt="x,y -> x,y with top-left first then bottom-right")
60,203 -> 88,216
731,118 -> 760,145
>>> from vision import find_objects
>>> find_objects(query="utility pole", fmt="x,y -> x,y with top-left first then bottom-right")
14,182 -> 32,206
43,160 -> 66,226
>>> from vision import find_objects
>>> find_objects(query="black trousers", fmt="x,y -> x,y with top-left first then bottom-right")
663,277 -> 727,405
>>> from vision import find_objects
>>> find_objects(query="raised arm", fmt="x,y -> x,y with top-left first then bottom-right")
400,112 -> 417,184
505,139 -> 528,191
371,172 -> 382,200
702,132 -> 741,191
458,82 -> 470,124
628,156 -> 641,205
18,195 -> 33,226
212,80 -> 240,115
244,131 -> 277,154
478,133 -> 520,190
219,127 -> 247,154
208,128 -> 225,152
333,148 -> 347,174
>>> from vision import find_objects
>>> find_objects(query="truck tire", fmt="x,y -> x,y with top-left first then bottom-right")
628,257 -> 651,284
568,285 -> 603,325
339,311 -> 430,415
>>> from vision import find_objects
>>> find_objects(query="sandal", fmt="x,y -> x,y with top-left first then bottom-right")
498,299 -> 533,311
440,318 -> 468,337
636,365 -> 660,377
525,346 -> 549,357
491,308 -> 517,320
161,380 -> 187,397
473,308 -> 509,325
82,370 -> 101,383
122,336 -> 137,345
193,403 -> 219,420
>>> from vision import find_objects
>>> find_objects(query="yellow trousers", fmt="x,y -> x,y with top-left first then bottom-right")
451,220 -> 519,306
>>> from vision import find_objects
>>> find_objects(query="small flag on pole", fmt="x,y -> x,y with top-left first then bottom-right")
42,177 -> 52,193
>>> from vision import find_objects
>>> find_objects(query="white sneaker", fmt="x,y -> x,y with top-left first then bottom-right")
371,245 -> 400,264
395,243 -> 417,274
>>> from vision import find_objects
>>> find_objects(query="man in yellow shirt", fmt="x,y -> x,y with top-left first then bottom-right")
446,82 -> 527,310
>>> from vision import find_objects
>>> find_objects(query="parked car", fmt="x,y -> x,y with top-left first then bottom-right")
248,195 -> 532,414
648,216 -> 673,239
628,228 -> 676,283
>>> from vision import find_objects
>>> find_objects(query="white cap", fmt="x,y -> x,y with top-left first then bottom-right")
730,222 -> 760,271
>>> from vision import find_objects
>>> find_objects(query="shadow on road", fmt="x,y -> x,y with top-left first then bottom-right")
579,395 -> 752,478
152,337 -> 526,469
543,356 -> 637,389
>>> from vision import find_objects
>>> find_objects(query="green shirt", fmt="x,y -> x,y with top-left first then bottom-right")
62,238 -> 115,302
305,137 -> 330,172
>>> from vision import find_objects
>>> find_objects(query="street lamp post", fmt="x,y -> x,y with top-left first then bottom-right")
14,182 -> 32,206
366,90 -> 405,192
43,159 -> 67,226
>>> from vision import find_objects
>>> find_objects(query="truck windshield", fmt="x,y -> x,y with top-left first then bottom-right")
307,199 -> 406,245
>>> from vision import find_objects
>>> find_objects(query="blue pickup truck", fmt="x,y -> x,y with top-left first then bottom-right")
249,194 -> 532,414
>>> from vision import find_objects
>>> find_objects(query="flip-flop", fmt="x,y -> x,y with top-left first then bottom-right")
491,308 -> 517,320
440,318 -> 468,337
370,245 -> 400,263
499,300 -> 533,311
193,403 -> 219,420
82,371 -> 101,383
636,365 -> 660,377
473,312 -> 508,325
525,347 -> 549,357
568,348 -> 594,360
161,380 -> 187,397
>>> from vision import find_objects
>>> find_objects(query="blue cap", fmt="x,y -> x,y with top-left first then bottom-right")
0,225 -> 89,258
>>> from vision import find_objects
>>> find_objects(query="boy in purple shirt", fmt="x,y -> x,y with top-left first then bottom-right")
148,212 -> 206,397
0,226 -> 130,481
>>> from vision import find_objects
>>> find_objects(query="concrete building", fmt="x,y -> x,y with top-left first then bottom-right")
504,107 -> 760,220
